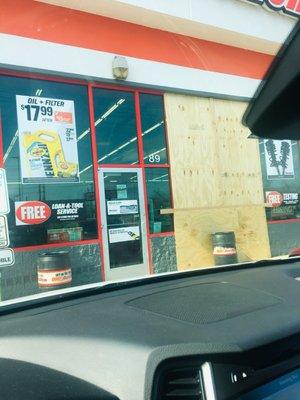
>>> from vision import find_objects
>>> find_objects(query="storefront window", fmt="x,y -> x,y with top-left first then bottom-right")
145,168 -> 173,233
260,139 -> 300,221
0,75 -> 97,247
93,89 -> 139,164
139,93 -> 168,165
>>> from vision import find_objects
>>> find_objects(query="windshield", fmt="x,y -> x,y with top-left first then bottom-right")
0,0 -> 298,305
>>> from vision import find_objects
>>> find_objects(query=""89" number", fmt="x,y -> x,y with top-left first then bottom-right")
148,154 -> 161,163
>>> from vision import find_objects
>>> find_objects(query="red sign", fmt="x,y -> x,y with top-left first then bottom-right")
15,201 -> 51,225
54,111 -> 73,123
266,191 -> 284,207
242,0 -> 300,17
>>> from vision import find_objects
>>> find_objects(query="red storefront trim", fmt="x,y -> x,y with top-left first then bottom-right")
149,232 -> 174,238
0,0 -> 273,79
99,164 -> 171,169
14,239 -> 100,253
0,111 -> 4,168
162,93 -> 175,213
91,82 -> 164,95
268,219 -> 300,225
0,69 -> 165,95
0,68 -> 86,86
99,164 -> 142,169
134,91 -> 153,274
88,83 -> 106,281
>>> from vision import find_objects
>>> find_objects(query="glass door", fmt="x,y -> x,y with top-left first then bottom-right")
98,168 -> 149,280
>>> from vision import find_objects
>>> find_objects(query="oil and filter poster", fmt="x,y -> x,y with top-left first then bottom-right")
16,95 -> 80,184
264,139 -> 294,180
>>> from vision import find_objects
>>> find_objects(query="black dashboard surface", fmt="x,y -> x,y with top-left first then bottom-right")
1,259 -> 300,399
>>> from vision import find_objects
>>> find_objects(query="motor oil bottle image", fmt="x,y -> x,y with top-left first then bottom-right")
127,230 -> 140,240
22,130 -> 78,179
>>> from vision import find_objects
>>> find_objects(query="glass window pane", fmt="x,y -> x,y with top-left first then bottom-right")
0,75 -> 97,247
145,168 -> 173,233
93,89 -> 138,164
140,94 -> 168,165
259,139 -> 300,222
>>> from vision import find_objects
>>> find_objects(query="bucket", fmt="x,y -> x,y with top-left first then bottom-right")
37,252 -> 72,289
212,232 -> 238,266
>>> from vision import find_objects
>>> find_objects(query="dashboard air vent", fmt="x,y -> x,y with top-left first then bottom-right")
157,367 -> 203,400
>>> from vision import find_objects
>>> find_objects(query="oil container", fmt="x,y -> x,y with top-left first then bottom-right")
37,251 -> 72,289
212,231 -> 238,266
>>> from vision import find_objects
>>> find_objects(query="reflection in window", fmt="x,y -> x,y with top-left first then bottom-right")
259,139 -> 300,221
145,168 -> 173,233
140,94 -> 168,165
0,75 -> 97,247
93,89 -> 139,164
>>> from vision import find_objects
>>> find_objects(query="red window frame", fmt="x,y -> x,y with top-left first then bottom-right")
0,69 -> 174,278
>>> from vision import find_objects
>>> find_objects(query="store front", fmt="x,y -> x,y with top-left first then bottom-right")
0,72 -> 174,295
0,0 -> 296,300
259,139 -> 300,256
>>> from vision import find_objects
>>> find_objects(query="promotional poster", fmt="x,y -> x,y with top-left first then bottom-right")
107,200 -> 138,215
15,200 -> 85,226
16,95 -> 80,184
109,226 -> 140,243
264,139 -> 294,180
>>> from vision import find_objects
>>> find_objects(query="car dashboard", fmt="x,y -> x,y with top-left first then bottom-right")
1,258 -> 300,400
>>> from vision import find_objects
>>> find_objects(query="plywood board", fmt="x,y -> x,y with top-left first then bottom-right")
164,93 -> 271,270
174,206 -> 270,270
164,95 -> 221,208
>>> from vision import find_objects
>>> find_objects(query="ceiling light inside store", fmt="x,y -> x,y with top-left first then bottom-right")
77,128 -> 90,142
153,173 -> 168,181
79,99 -> 127,174
95,98 -> 125,125
3,130 -> 18,162
79,113 -> 161,174
143,147 -> 166,160
142,121 -> 164,136
77,98 -> 126,143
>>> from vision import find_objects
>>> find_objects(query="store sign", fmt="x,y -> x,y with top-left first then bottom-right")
0,248 -> 15,267
16,95 -> 80,184
107,200 -> 138,215
0,169 -> 10,214
264,139 -> 294,180
109,226 -> 140,243
266,191 -> 299,207
50,201 -> 84,222
266,191 -> 284,207
283,192 -> 299,204
15,201 -> 51,226
241,0 -> 300,17
0,216 -> 9,247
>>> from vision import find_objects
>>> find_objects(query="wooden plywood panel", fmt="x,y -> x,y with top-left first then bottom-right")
164,95 -> 221,208
235,206 -> 270,261
174,208 -> 239,269
165,95 -> 265,208
175,206 -> 270,270
212,100 -> 265,206
164,93 -> 271,270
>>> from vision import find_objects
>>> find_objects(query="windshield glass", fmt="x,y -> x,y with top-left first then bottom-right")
0,0 -> 298,304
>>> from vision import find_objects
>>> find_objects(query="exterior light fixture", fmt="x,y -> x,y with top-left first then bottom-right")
112,56 -> 129,80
